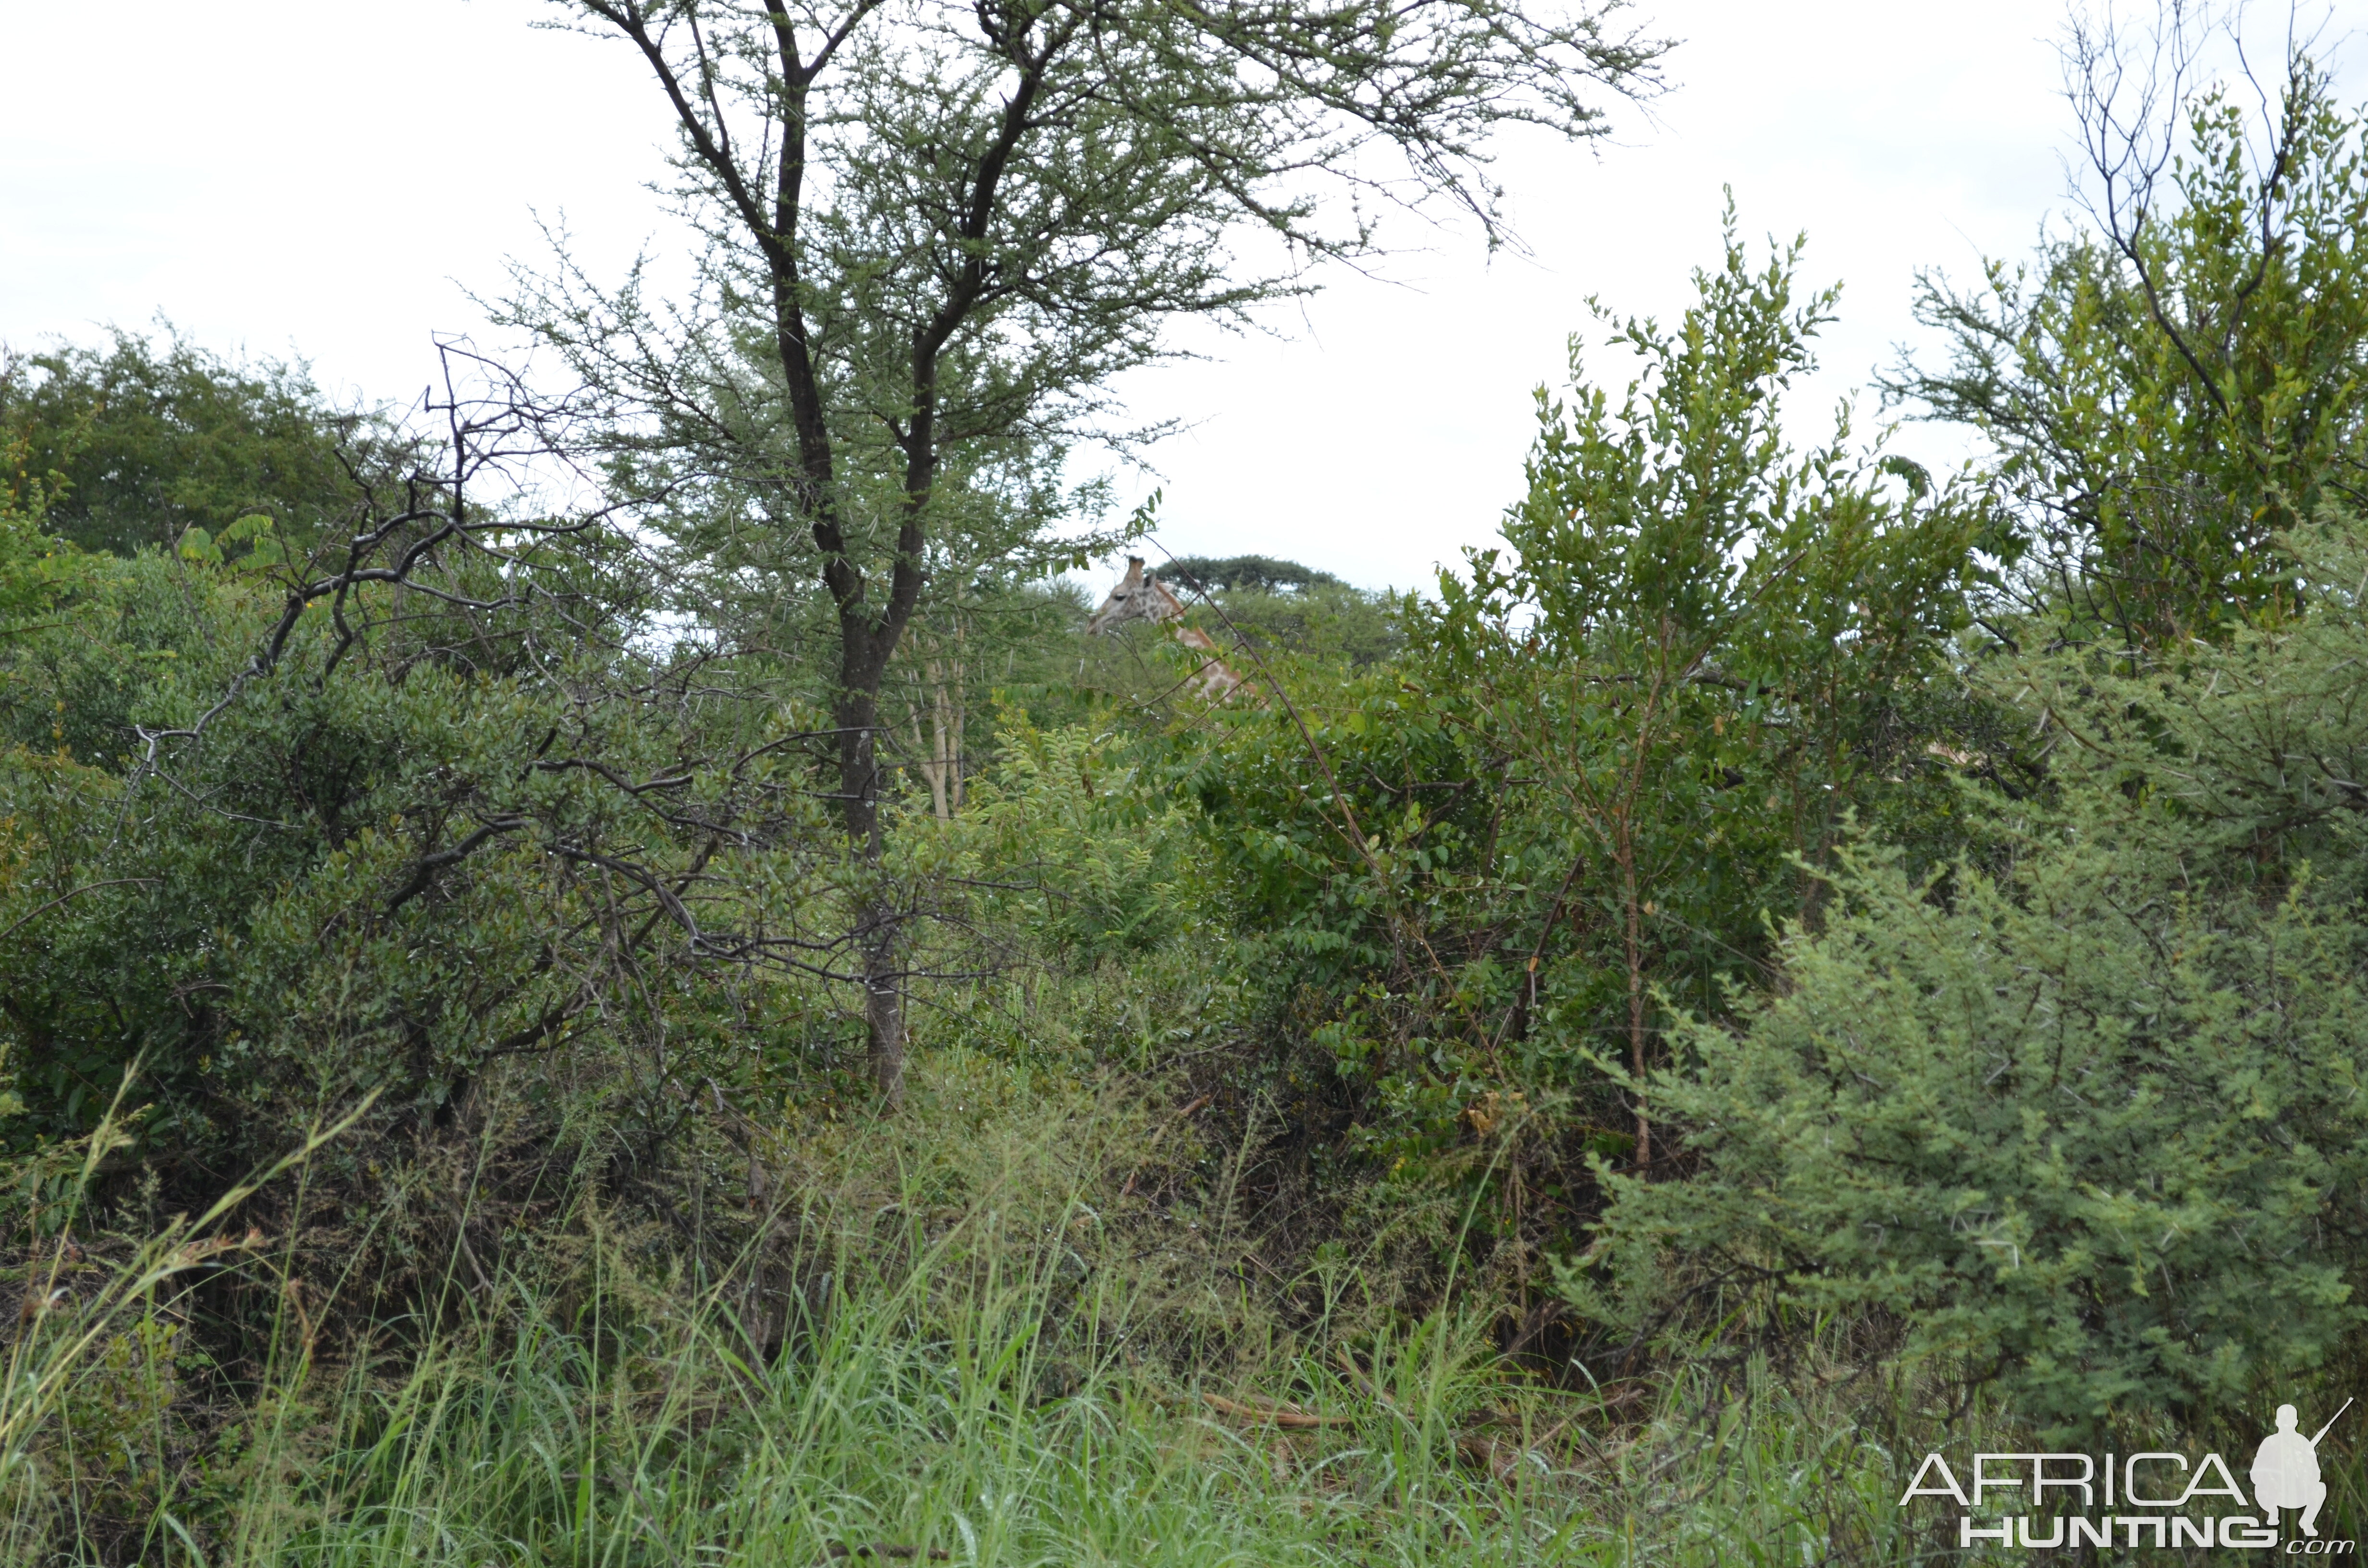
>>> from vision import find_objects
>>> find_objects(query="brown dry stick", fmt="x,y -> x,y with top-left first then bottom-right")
819,1546 -> 950,1563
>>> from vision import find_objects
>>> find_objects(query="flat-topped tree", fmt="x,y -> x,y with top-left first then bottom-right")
1161,555 -> 1346,595
514,0 -> 1669,1104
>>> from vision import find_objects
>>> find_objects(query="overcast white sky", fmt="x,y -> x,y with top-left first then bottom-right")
3,2 -> 2355,590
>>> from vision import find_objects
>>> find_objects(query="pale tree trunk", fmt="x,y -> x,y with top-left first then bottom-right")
928,640 -> 964,819
903,625 -> 966,823
911,713 -> 951,822
909,630 -> 966,824
909,657 -> 962,820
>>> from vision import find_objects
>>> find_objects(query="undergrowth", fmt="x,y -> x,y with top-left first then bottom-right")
11,1054 -> 2355,1567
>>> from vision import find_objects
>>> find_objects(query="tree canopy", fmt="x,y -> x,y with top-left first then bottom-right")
507,0 -> 1671,1100
0,328 -> 398,560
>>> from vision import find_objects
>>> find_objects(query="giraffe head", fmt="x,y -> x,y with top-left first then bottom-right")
1086,556 -> 1186,635
1085,556 -> 1251,702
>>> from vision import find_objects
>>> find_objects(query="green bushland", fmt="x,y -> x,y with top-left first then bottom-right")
1590,514 -> 2368,1441
0,329 -> 406,562
21,1062 -> 2311,1568
3,37 -> 2368,1568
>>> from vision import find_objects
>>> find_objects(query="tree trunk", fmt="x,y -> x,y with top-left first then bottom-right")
863,929 -> 905,1109
833,649 -> 910,1105
1621,847 -> 1650,1171
905,631 -> 963,823
927,643 -> 962,820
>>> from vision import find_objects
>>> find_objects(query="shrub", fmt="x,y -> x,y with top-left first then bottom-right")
1588,517 -> 2368,1436
1589,838 -> 2368,1437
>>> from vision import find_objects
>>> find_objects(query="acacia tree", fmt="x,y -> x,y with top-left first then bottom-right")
512,0 -> 1668,1102
1890,9 -> 2368,644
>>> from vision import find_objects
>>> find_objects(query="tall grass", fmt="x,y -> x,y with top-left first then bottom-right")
3,1057 -> 2357,1565
106,1251 -> 1944,1565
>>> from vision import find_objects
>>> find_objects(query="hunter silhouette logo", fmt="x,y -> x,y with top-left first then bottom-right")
2254,1398 -> 2352,1540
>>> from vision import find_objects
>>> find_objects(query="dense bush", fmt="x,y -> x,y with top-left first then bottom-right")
1588,514 -> 2368,1436
10,27 -> 2368,1566
1171,220 -> 1996,1333
0,329 -> 400,559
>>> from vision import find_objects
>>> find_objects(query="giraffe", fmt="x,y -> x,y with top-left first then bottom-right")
1086,556 -> 1247,700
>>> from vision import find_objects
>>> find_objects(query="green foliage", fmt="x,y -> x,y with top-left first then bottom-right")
1592,514 -> 2368,1438
940,717 -> 1202,971
0,652 -> 839,1177
1184,213 -> 1989,1238
1205,582 -> 1406,670
1163,555 -> 1347,594
0,382 -> 96,630
0,550 -> 226,769
0,1055 -> 2123,1568
0,329 -> 398,559
1183,666 -> 1493,1011
509,0 -> 1666,879
0,431 -> 863,1283
17,16 -> 2368,1495
1143,555 -> 1406,671
1895,59 -> 2368,642
1425,206 -> 1987,1025
172,513 -> 285,574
